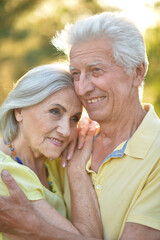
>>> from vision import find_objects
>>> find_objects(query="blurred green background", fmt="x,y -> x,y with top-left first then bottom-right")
0,0 -> 160,116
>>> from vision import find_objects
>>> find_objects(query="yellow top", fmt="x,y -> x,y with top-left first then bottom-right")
63,104 -> 160,240
44,158 -> 66,215
0,154 -> 66,240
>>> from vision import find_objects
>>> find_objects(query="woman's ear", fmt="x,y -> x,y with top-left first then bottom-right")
14,108 -> 23,122
133,62 -> 146,88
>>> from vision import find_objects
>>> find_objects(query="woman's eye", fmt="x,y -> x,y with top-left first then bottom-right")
71,116 -> 80,123
50,108 -> 60,115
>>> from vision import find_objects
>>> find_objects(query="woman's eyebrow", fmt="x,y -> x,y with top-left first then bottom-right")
76,112 -> 82,116
50,104 -> 66,112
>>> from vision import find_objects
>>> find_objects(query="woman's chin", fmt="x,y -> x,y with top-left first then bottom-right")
47,153 -> 61,160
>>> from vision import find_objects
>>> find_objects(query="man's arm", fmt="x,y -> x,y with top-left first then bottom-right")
120,222 -> 160,240
0,170 -> 102,240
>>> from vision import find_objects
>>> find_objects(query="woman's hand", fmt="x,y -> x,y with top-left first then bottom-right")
67,127 -> 97,172
61,116 -> 98,167
66,128 -> 103,239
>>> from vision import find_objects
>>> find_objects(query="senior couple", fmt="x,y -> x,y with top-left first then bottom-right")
0,12 -> 160,240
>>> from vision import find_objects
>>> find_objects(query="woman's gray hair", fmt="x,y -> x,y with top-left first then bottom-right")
0,63 -> 74,143
52,11 -> 149,76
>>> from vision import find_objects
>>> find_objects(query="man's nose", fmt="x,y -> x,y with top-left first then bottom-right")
75,72 -> 94,96
57,119 -> 70,138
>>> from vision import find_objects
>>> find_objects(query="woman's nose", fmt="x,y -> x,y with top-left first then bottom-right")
57,119 -> 70,138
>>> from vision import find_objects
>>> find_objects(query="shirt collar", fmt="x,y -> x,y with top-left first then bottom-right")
86,104 -> 160,172
102,139 -> 129,163
125,104 -> 160,159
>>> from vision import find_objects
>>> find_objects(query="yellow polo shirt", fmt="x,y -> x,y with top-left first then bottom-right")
63,104 -> 160,240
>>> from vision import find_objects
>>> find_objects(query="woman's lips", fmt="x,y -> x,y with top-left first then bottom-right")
48,137 -> 63,147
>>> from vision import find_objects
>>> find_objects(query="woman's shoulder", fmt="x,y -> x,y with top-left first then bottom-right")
0,151 -> 13,163
0,151 -> 45,200
0,151 -> 37,177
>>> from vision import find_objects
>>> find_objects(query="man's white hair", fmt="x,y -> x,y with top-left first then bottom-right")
53,12 -> 148,74
52,12 -> 149,98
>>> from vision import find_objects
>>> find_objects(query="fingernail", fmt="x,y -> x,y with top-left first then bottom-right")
78,143 -> 83,149
62,162 -> 66,168
67,154 -> 72,160
1,169 -> 9,176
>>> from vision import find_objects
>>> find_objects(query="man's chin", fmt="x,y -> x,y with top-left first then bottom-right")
87,111 -> 103,122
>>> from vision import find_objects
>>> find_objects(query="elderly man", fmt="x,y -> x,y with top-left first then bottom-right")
0,12 -> 160,240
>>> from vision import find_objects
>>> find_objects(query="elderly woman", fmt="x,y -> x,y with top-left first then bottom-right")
0,63 -> 102,240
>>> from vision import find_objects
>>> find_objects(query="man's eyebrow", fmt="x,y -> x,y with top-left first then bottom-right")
88,61 -> 103,66
69,61 -> 103,70
69,66 -> 77,71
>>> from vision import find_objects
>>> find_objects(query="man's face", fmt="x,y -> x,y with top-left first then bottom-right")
70,38 -> 136,123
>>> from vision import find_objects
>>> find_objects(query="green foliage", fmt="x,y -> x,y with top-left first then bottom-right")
0,0 -> 159,116
144,21 -> 160,116
0,0 -> 115,103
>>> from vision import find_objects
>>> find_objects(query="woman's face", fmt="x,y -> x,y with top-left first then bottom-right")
15,88 -> 82,159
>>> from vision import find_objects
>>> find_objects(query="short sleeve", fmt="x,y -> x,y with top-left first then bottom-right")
127,160 -> 160,230
0,152 -> 45,200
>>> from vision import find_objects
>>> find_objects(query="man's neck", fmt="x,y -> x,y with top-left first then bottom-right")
99,101 -> 146,144
91,102 -> 147,172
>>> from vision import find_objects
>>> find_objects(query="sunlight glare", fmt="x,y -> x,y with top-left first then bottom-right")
98,0 -> 159,33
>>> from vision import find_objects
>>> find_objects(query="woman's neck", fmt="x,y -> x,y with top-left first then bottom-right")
0,138 -> 49,189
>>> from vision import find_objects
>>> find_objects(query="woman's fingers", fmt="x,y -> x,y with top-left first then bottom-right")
67,137 -> 77,160
61,147 -> 68,167
81,128 -> 96,158
73,128 -> 96,164
64,117 -> 99,166
89,121 -> 99,131
77,118 -> 99,150
77,128 -> 87,149
77,115 -> 91,149
61,130 -> 78,166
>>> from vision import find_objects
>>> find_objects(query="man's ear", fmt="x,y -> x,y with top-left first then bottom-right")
133,62 -> 146,88
14,108 -> 23,122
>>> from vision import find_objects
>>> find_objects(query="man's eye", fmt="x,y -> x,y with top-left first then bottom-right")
92,67 -> 104,77
71,71 -> 80,81
72,72 -> 79,75
93,67 -> 101,72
